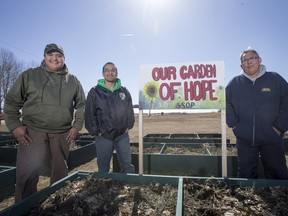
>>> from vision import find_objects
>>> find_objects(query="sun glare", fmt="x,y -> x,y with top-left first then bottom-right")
146,0 -> 166,8
144,0 -> 174,11
141,0 -> 176,33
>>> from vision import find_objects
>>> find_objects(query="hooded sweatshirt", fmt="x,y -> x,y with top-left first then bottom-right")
85,78 -> 135,140
226,65 -> 288,145
4,61 -> 85,133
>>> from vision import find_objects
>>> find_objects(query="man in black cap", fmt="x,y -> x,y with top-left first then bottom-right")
4,43 -> 86,202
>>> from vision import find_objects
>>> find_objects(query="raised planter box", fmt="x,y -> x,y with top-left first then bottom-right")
67,142 -> 96,170
113,143 -> 266,178
143,133 -> 230,144
113,143 -> 238,177
0,132 -> 17,147
204,143 -> 237,156
0,139 -> 96,169
0,166 -> 16,202
0,146 -> 18,166
0,141 -> 96,202
182,176 -> 288,215
1,171 -> 288,216
0,171 -> 181,216
75,133 -> 95,144
130,142 -> 164,154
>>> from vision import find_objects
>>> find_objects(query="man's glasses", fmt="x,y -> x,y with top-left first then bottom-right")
241,56 -> 259,64
104,68 -> 117,73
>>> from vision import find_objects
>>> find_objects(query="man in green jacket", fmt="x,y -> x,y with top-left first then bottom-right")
4,43 -> 86,202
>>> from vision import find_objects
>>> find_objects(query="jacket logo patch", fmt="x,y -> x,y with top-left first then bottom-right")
119,93 -> 126,100
262,88 -> 271,92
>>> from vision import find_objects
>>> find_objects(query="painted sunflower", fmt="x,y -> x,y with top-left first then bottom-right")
143,81 -> 160,102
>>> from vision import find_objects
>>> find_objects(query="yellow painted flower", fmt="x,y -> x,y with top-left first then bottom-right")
143,81 -> 160,102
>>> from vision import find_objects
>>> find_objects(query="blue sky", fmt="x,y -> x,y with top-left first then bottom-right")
1,0 -> 288,105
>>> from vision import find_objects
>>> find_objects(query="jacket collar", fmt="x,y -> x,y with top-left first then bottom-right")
40,60 -> 68,75
241,64 -> 266,81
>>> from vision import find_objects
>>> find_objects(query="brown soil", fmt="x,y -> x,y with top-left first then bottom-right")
130,143 -> 237,155
183,178 -> 288,215
131,144 -> 163,154
20,174 -> 288,216
0,112 -> 236,212
25,176 -> 178,216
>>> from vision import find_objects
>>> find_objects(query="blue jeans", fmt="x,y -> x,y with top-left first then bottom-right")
95,132 -> 135,173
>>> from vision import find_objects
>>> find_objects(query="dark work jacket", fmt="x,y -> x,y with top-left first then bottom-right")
85,84 -> 135,140
226,71 -> 288,145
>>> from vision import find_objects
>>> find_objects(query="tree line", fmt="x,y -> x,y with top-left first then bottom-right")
0,48 -> 37,113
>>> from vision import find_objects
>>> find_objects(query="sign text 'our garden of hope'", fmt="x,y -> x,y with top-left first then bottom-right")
139,61 -> 225,110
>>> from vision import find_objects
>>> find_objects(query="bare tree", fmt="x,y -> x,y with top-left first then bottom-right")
0,48 -> 25,113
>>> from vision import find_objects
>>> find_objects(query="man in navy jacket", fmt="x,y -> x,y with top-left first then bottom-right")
226,48 -> 288,179
85,62 -> 135,173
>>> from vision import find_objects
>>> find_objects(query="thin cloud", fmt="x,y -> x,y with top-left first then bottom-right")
120,33 -> 134,37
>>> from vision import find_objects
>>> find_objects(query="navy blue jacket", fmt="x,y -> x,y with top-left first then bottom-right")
85,82 -> 135,140
226,71 -> 288,145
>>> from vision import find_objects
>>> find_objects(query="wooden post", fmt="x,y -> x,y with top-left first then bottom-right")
138,109 -> 143,174
221,109 -> 227,177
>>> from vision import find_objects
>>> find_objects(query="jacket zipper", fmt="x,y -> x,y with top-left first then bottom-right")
252,80 -> 256,146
